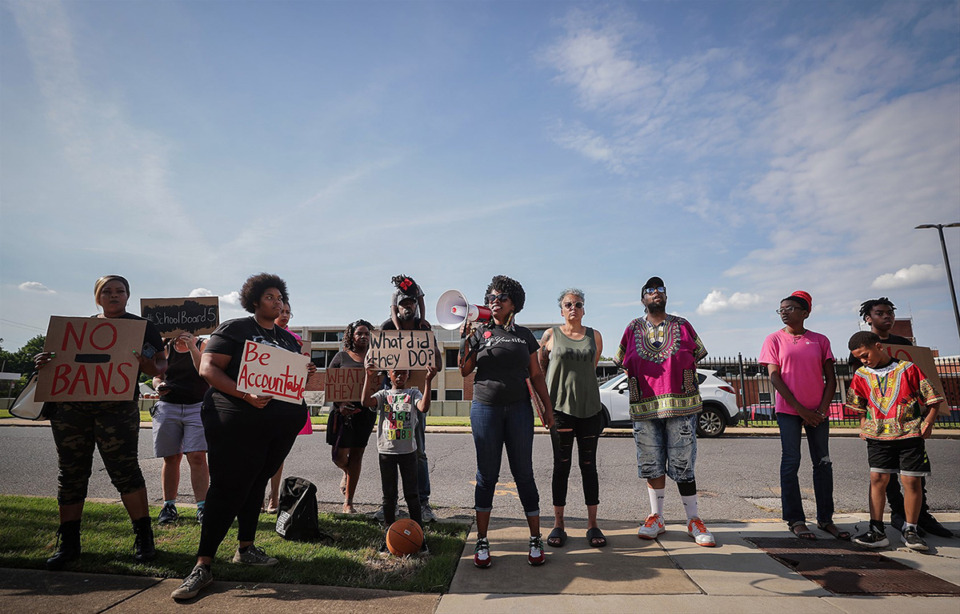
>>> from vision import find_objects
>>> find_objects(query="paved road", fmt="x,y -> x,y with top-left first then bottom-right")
2,426 -> 958,523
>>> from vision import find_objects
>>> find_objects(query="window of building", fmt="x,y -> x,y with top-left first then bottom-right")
311,349 -> 339,368
445,348 -> 459,368
445,389 -> 463,401
430,389 -> 438,401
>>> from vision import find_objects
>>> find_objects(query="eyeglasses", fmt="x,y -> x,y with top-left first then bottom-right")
644,286 -> 666,295
563,301 -> 584,310
776,307 -> 797,314
486,293 -> 511,304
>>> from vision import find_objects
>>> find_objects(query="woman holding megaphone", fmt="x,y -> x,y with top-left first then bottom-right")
459,275 -> 554,569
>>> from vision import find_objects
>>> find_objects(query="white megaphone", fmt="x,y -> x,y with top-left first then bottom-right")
436,290 -> 492,330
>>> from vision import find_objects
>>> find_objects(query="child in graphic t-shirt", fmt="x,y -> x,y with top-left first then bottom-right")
361,365 -> 436,549
846,331 -> 943,552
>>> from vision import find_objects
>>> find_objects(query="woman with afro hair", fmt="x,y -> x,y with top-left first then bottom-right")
460,275 -> 554,568
172,273 -> 316,600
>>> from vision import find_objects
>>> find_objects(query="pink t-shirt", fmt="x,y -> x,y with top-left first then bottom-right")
759,329 -> 834,416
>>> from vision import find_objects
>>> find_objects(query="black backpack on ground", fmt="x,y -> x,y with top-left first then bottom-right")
275,476 -> 322,541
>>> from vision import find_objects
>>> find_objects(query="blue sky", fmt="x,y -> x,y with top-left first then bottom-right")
2,0 -> 959,359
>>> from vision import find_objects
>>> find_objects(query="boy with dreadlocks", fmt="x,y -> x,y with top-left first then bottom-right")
848,298 -> 951,539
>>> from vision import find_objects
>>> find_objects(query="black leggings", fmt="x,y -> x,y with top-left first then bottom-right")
550,410 -> 603,507
197,397 -> 303,558
379,452 -> 422,528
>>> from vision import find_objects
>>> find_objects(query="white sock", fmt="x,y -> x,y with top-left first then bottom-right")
648,487 -> 665,517
681,494 -> 699,520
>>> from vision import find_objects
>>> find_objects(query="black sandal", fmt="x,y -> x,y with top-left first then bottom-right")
789,521 -> 817,540
818,522 -> 851,541
547,527 -> 567,547
587,527 -> 607,548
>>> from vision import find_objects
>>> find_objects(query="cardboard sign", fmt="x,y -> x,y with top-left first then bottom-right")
236,340 -> 310,405
37,316 -> 146,402
140,297 -> 219,337
367,330 -> 436,370
881,344 -> 946,409
324,368 -> 366,402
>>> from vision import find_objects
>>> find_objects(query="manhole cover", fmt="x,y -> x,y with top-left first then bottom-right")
746,537 -> 960,595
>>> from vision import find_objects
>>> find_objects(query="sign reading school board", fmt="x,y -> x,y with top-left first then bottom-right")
366,330 -> 436,370
324,368 -> 365,402
881,344 -> 946,410
37,316 -> 146,402
236,340 -> 310,405
140,297 -> 219,337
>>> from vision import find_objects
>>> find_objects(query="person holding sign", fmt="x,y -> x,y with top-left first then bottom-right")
846,331 -> 944,551
847,298 -> 951,539
325,319 -> 378,514
759,291 -> 848,541
172,274 -> 315,601
34,275 -> 167,570
459,275 -> 554,568
152,332 -> 209,526
538,288 -> 606,548
360,365 -> 437,550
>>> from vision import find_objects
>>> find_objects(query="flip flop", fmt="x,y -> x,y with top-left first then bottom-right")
547,527 -> 567,547
587,527 -> 607,548
789,521 -> 817,540
818,522 -> 852,541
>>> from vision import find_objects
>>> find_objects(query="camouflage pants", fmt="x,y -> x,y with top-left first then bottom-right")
50,400 -> 146,505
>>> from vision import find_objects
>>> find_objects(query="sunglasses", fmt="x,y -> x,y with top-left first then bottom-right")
563,301 -> 584,310
776,307 -> 797,314
644,286 -> 666,295
486,293 -> 511,304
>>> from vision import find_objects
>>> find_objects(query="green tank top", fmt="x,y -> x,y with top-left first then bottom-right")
546,327 -> 601,418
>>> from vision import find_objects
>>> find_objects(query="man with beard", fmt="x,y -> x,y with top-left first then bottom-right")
847,298 -> 952,539
615,277 -> 715,547
379,286 -> 441,522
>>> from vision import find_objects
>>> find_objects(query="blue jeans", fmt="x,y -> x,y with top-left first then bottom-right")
470,399 -> 540,516
777,413 -> 834,524
632,414 -> 697,482
415,414 -> 430,504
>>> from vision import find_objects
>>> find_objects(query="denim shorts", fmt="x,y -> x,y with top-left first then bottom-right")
152,400 -> 207,457
632,413 -> 697,482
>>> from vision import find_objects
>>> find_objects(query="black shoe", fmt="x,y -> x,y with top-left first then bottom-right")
46,521 -> 81,570
854,528 -> 889,549
902,528 -> 929,551
890,513 -> 906,534
133,517 -> 156,562
158,502 -> 179,525
918,513 -> 953,538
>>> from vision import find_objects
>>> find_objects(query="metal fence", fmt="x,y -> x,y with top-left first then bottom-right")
702,355 -> 960,429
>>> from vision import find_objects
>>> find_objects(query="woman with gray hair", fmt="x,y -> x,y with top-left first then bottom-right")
538,288 -> 606,548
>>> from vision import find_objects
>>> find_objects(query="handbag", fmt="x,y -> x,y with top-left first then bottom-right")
9,373 -> 52,420
275,476 -> 324,542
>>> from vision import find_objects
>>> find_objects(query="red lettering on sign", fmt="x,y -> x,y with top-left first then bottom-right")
90,322 -> 118,350
52,364 -> 72,395
113,362 -> 133,395
62,321 -> 87,351
69,366 -> 91,396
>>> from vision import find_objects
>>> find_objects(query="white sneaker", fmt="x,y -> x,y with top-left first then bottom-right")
687,517 -> 716,547
638,514 -> 666,540
421,503 -> 437,523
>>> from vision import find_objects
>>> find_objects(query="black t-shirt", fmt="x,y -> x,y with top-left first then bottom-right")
124,312 -> 164,401
380,318 -> 431,331
204,317 -> 304,412
848,333 -> 912,370
470,324 -> 539,405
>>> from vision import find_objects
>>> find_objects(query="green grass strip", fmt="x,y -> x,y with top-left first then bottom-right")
0,495 -> 467,593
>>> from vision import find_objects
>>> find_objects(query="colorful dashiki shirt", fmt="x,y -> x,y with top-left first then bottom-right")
614,314 -> 708,421
846,360 -> 942,440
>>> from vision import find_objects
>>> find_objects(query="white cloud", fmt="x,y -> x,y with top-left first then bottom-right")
871,264 -> 943,290
696,290 -> 763,315
189,288 -> 240,305
188,288 -> 214,297
18,281 -> 56,294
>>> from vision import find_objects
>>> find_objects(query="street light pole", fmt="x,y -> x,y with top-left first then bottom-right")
916,223 -> 960,342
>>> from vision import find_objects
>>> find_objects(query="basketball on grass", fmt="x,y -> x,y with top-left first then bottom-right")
386,518 -> 424,556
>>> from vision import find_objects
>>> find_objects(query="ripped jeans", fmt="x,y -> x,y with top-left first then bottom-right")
777,412 -> 834,525
550,410 -> 603,507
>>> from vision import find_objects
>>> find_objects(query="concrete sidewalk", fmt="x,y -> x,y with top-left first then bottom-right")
2,513 -> 957,614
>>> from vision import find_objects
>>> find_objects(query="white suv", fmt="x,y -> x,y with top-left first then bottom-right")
598,370 -> 741,437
